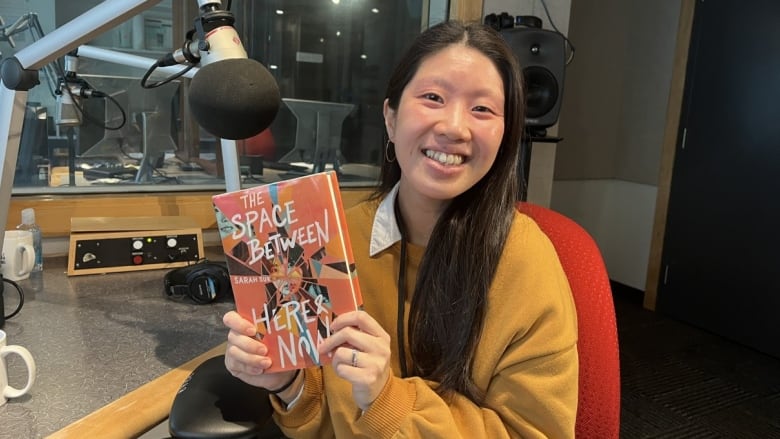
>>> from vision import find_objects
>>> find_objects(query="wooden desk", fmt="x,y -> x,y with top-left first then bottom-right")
48,343 -> 226,439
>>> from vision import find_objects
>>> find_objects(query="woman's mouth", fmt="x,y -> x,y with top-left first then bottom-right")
424,149 -> 464,166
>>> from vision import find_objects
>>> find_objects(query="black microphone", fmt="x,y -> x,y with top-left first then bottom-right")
159,1 -> 280,140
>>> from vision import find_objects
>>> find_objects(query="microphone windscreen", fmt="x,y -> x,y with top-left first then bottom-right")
188,58 -> 280,140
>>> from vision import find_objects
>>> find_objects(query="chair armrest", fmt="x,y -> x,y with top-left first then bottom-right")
168,355 -> 285,439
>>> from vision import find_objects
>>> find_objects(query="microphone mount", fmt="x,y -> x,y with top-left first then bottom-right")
193,10 -> 236,54
172,6 -> 238,66
55,76 -> 101,101
56,51 -> 99,101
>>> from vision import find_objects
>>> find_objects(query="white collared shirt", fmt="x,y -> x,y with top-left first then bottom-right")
369,182 -> 402,256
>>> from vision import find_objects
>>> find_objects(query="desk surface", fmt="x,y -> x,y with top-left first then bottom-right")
0,251 -> 235,439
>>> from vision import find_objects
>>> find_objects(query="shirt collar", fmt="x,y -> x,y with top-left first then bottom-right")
369,182 -> 401,256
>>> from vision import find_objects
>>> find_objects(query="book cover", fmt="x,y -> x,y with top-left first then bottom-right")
212,171 -> 362,372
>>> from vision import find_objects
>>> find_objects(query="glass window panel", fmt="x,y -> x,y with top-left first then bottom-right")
3,0 -> 446,194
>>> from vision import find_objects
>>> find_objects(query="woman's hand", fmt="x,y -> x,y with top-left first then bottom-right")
223,311 -> 298,397
318,310 -> 392,411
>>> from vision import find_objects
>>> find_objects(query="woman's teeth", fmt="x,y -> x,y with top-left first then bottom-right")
425,149 -> 464,165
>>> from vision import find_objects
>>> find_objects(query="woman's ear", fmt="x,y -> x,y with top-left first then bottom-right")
383,98 -> 396,142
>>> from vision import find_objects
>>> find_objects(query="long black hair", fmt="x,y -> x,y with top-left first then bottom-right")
372,21 -> 525,404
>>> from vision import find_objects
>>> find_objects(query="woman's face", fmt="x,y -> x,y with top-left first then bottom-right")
384,44 -> 505,206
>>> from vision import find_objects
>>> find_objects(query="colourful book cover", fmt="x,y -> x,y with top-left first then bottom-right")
212,171 -> 362,372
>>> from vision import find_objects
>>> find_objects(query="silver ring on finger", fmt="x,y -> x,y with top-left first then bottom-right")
351,348 -> 358,368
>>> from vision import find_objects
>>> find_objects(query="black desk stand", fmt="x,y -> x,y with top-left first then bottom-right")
279,98 -> 355,176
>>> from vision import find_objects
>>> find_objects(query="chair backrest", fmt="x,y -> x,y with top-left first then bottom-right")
517,202 -> 621,439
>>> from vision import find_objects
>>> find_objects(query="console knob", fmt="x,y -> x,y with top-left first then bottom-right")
167,238 -> 178,248
132,240 -> 143,250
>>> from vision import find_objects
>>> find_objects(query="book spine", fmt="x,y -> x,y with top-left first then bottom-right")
326,173 -> 362,310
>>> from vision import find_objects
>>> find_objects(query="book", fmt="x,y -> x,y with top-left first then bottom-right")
212,171 -> 363,372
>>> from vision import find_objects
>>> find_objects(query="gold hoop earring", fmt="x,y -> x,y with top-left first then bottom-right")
385,140 -> 396,163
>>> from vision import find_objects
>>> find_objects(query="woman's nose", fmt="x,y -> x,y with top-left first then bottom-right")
434,103 -> 471,142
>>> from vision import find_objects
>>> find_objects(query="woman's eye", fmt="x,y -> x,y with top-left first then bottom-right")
423,93 -> 442,102
473,105 -> 494,114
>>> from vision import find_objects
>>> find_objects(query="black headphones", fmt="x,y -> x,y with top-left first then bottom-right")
164,260 -> 232,304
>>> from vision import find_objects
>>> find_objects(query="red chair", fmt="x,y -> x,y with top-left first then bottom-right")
518,202 -> 621,439
236,128 -> 276,159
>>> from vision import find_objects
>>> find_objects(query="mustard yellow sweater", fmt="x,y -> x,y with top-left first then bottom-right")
272,200 -> 578,438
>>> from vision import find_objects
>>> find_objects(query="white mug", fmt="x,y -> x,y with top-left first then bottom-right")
0,329 -> 36,406
1,230 -> 35,281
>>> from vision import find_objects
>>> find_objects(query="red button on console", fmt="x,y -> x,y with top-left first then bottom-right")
133,255 -> 144,265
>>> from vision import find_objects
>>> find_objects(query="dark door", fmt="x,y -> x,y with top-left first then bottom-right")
658,0 -> 780,358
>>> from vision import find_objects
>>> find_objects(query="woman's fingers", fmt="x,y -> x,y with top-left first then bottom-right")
330,310 -> 388,337
223,310 -> 257,336
330,343 -> 389,372
223,311 -> 271,373
223,311 -> 299,390
225,344 -> 271,374
318,311 -> 392,383
320,311 -> 391,354
327,339 -> 392,411
227,326 -> 268,355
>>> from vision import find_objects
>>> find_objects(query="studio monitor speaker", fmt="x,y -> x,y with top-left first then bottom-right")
501,26 -> 566,130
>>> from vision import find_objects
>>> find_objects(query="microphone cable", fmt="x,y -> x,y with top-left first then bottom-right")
2,276 -> 25,321
140,60 -> 196,89
141,28 -> 197,89
538,0 -> 576,65
82,90 -> 128,131
57,77 -> 128,131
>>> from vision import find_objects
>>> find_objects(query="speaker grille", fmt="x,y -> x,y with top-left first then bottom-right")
501,27 -> 566,128
524,66 -> 559,119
